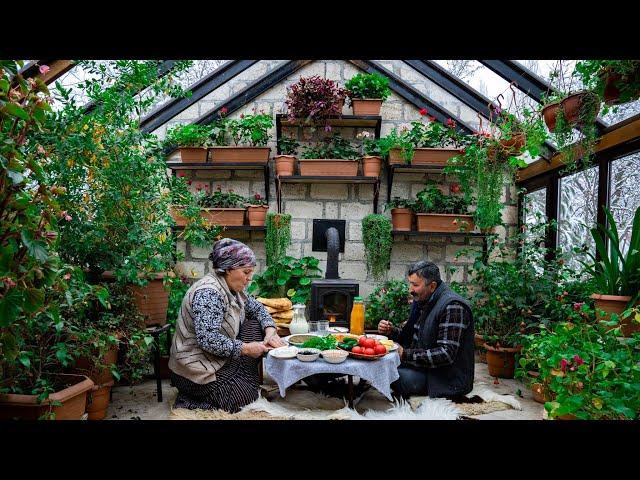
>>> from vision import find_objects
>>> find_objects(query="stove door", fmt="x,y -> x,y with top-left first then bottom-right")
312,286 -> 358,328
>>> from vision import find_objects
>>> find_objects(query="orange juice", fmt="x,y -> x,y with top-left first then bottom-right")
350,296 -> 365,335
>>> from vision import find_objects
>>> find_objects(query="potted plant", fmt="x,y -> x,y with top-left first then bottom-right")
159,275 -> 192,379
164,123 -> 212,163
275,136 -> 299,176
357,130 -> 383,177
298,132 -> 360,176
248,256 -> 323,306
384,197 -> 415,231
574,60 -> 640,108
265,212 -> 292,267
198,187 -> 248,226
413,183 -> 474,233
285,75 -> 347,128
581,206 -> 640,336
345,72 -> 392,116
364,280 -> 412,330
246,192 -> 269,226
362,214 -> 393,282
383,111 -> 465,166
209,110 -> 273,164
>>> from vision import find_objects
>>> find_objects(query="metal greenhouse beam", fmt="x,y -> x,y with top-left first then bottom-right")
404,60 -> 555,159
347,60 -> 475,136
196,60 -> 313,126
480,60 -> 606,134
140,60 -> 259,133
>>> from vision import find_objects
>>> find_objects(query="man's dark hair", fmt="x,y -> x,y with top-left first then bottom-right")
407,260 -> 442,286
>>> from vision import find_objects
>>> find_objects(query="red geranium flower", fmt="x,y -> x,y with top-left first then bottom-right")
419,108 -> 428,116
220,106 -> 228,116
560,358 -> 569,373
450,183 -> 461,193
573,355 -> 584,366
445,118 -> 456,128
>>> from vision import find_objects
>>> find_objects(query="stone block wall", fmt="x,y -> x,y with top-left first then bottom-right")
163,60 -> 518,300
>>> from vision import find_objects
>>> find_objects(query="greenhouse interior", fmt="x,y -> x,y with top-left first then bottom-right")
1,58 -> 639,422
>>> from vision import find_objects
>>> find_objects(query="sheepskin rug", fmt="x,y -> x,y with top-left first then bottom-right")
170,381 -> 521,420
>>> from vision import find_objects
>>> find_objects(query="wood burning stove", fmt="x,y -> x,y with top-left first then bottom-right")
310,220 -> 359,329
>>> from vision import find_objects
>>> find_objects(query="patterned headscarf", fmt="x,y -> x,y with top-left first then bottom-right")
209,238 -> 256,274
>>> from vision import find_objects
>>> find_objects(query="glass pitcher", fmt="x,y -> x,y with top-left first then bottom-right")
288,304 -> 309,335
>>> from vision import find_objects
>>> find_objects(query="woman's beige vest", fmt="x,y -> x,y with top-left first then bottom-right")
169,272 -> 247,384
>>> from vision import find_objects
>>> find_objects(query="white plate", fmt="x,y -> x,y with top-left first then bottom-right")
363,334 -> 388,341
386,343 -> 399,352
268,346 -> 298,359
284,333 -> 322,344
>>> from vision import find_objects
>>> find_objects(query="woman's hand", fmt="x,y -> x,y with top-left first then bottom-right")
264,331 -> 286,348
241,342 -> 270,358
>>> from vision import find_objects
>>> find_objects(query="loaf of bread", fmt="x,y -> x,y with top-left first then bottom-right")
271,310 -> 294,321
256,297 -> 293,311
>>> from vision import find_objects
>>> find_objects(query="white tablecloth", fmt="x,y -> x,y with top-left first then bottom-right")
265,351 -> 401,401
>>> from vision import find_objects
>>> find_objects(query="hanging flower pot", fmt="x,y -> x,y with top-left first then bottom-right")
561,90 -> 601,125
542,100 -> 562,132
499,132 -> 526,153
275,155 -> 296,176
362,156 -> 382,177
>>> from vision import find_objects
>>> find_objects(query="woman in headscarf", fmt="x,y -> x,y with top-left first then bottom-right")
169,238 -> 285,413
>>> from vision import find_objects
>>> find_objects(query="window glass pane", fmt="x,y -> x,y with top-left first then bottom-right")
558,167 -> 599,271
609,151 -> 640,256
524,188 -> 547,227
48,60 -> 116,111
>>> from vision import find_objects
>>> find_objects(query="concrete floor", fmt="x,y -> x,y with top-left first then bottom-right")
105,362 -> 545,420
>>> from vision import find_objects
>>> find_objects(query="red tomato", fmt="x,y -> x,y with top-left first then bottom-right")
352,346 -> 363,354
358,336 -> 368,347
374,345 -> 387,355
364,338 -> 376,349
364,348 -> 375,356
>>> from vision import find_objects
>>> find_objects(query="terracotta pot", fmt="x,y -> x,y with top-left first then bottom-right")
474,334 -> 487,363
416,213 -> 475,233
555,414 -> 578,420
169,205 -> 188,227
351,98 -> 383,116
201,208 -> 246,226
0,374 -> 94,420
246,205 -> 269,226
86,380 -> 115,421
542,101 -> 561,132
561,91 -> 600,125
388,149 -> 407,165
390,208 -> 413,231
591,293 -> 638,336
130,274 -> 170,327
275,155 -> 296,176
484,343 -> 522,379
209,146 -> 270,164
298,159 -> 358,176
389,148 -> 462,166
177,147 -> 208,163
601,70 -> 623,105
500,132 -> 526,152
362,156 -> 382,177
73,345 -> 118,385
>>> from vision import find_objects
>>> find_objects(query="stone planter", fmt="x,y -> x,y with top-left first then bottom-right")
591,293 -> 638,337
362,156 -> 382,177
176,147 -> 208,163
246,205 -> 269,226
484,343 -> 522,379
0,374 -> 94,420
275,155 -> 296,176
416,213 -> 474,233
209,146 -> 270,164
390,208 -> 413,231
298,159 -> 358,176
351,98 -> 383,116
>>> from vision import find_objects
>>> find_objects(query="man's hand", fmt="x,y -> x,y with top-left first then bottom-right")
397,345 -> 404,359
241,342 -> 270,358
378,319 -> 393,335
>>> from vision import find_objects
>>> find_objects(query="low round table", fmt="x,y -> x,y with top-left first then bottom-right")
265,351 -> 401,408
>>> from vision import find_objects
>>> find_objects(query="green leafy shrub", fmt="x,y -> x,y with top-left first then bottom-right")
413,182 -> 470,215
365,280 -> 412,329
164,123 -> 212,148
300,133 -> 359,160
248,256 -> 322,305
345,73 -> 391,101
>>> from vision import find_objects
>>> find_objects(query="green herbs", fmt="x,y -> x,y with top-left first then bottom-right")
301,335 -> 337,350
265,212 -> 292,266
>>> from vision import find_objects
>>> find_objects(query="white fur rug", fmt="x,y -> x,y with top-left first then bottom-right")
170,381 -> 521,420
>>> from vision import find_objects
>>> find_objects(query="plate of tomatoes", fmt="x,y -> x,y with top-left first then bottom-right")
337,335 -> 388,360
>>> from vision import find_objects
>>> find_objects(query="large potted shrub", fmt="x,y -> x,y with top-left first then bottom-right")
285,75 -> 347,128
581,206 -> 640,336
164,123 -> 212,163
248,256 -> 323,306
275,136 -> 299,176
298,132 -> 360,176
364,280 -> 412,330
413,183 -> 474,233
382,111 -> 465,166
208,110 -> 273,163
345,72 -> 392,116
384,197 -> 415,231
362,214 -> 393,282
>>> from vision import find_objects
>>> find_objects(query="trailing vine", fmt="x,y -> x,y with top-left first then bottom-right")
265,212 -> 292,266
362,214 -> 393,281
